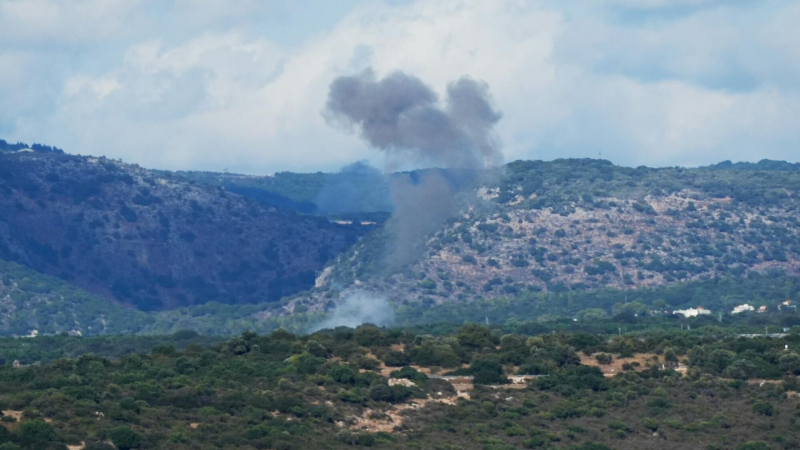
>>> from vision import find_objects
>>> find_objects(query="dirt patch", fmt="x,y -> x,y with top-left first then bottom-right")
0,411 -> 21,431
350,394 -> 467,433
1,410 -> 22,421
349,373 -> 535,433
580,353 -> 675,377
748,379 -> 783,386
67,443 -> 85,450
501,375 -> 536,389
388,378 -> 416,388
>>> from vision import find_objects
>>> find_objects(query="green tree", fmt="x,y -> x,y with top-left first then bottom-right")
456,324 -> 495,349
108,426 -> 143,450
595,353 -> 613,365
576,308 -> 609,321
737,442 -> 771,450
18,420 -> 57,445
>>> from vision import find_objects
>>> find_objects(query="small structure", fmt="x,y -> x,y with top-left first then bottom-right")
779,300 -> 796,311
758,305 -> 768,313
673,306 -> 712,318
732,304 -> 755,314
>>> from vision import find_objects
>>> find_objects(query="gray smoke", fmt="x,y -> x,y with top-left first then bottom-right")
384,170 -> 458,268
315,161 -> 392,216
324,69 -> 503,269
324,69 -> 502,169
309,290 -> 395,331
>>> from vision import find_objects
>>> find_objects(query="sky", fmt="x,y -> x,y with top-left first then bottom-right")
0,0 -> 798,174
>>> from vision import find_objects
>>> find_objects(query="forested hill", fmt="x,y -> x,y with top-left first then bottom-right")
2,148 -> 800,334
303,158 -> 800,313
0,138 -> 64,154
0,152 -> 361,311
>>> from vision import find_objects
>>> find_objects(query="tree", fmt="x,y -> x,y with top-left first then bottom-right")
663,347 -> 678,365
752,402 -> 775,416
456,324 -> 496,349
84,443 -> 115,450
108,426 -> 143,450
736,442 -> 771,450
576,308 -> 609,321
595,353 -> 613,365
779,352 -> 800,375
354,325 -> 383,346
328,365 -> 356,385
18,420 -> 57,445
409,340 -> 460,368
471,358 -> 508,385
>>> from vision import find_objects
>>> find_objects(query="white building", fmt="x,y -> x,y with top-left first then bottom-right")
672,307 -> 712,318
732,304 -> 755,314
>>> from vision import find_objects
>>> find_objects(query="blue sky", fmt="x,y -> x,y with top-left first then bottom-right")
0,0 -> 798,174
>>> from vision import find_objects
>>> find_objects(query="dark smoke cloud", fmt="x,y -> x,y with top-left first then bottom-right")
324,69 -> 503,271
325,69 -> 502,169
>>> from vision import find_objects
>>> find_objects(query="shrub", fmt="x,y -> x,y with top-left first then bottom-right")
389,366 -> 428,381
84,443 -> 115,450
737,442 -> 771,450
642,418 -> 659,431
337,388 -> 364,403
594,353 -> 613,365
108,426 -> 143,450
328,365 -> 357,385
752,402 -> 775,416
18,420 -> 57,444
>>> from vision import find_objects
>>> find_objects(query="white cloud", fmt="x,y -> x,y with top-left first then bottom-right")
2,0 -> 799,172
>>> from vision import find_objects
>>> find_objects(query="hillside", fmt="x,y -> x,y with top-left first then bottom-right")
0,152 -> 361,310
0,258 -> 146,336
301,159 -> 800,314
3,153 -> 800,334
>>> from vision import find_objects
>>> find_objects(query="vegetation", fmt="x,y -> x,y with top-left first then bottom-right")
1,323 -> 800,449
0,139 -> 64,154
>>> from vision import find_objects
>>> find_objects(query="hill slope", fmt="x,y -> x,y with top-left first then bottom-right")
0,258 -> 145,336
303,159 -> 800,313
0,152 -> 361,310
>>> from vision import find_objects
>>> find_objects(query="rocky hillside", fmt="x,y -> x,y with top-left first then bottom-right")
302,159 -> 800,312
0,152 -> 361,310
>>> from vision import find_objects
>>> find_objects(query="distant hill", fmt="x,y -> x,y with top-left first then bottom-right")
705,159 -> 800,171
0,152 -> 362,311
3,144 -> 800,333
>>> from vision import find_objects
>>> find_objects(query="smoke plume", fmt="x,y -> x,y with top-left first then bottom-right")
324,68 -> 503,269
325,69 -> 502,169
309,290 -> 395,331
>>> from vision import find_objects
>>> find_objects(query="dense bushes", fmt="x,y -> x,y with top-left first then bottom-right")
0,322 -> 799,449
